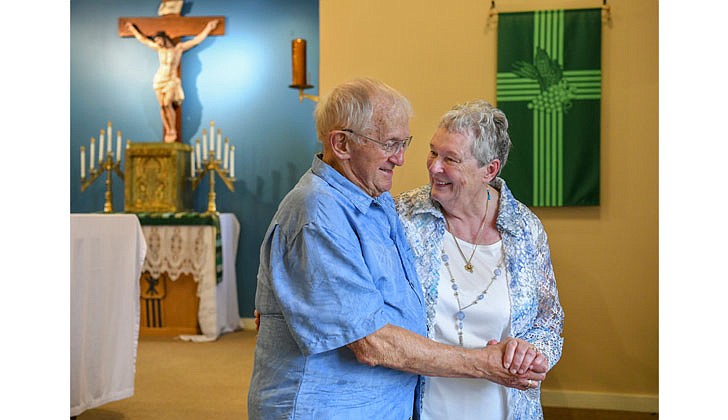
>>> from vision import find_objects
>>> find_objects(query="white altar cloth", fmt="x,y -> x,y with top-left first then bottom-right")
70,214 -> 147,417
140,213 -> 240,341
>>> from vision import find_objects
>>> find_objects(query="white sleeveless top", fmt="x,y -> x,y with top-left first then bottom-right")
421,236 -> 512,420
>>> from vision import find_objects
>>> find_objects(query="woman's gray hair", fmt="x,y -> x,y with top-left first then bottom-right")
314,78 -> 413,142
438,99 -> 512,169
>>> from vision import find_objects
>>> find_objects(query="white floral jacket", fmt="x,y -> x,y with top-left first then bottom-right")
395,178 -> 565,420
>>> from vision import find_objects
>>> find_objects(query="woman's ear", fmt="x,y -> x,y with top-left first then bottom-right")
484,159 -> 501,182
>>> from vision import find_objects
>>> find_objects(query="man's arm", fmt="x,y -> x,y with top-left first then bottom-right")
125,22 -> 158,49
347,324 -> 546,389
179,20 -> 218,51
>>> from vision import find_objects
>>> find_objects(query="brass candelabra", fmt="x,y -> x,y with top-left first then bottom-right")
79,122 -> 126,213
189,122 -> 236,214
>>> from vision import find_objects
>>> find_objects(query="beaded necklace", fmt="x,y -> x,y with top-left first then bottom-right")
441,240 -> 505,346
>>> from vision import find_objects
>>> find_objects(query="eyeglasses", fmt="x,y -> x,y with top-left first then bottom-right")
342,129 -> 413,155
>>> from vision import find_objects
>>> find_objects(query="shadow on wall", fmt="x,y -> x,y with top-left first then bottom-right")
180,40 -> 219,143
193,159 -> 309,315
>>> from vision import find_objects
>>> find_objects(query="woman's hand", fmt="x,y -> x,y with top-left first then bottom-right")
501,337 -> 548,374
487,338 -> 549,390
482,339 -> 545,391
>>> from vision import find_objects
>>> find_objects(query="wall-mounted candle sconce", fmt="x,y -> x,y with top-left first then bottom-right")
288,38 -> 319,103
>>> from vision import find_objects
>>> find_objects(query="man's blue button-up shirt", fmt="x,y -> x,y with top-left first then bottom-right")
248,155 -> 426,419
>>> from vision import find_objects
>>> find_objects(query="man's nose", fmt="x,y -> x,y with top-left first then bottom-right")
389,148 -> 405,166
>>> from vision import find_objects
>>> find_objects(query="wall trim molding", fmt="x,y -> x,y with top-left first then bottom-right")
242,317 -> 658,413
541,389 -> 658,413
241,317 -> 256,331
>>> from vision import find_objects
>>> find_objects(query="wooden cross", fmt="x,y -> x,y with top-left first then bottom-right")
118,4 -> 225,143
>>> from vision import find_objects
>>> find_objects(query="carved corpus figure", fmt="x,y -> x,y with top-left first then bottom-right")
125,20 -> 218,143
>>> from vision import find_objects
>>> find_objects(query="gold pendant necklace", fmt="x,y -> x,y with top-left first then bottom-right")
441,240 -> 505,346
445,189 -> 490,273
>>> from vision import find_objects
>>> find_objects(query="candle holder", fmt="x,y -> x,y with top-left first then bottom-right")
79,122 -> 126,213
289,38 -> 319,103
290,85 -> 319,103
189,122 -> 236,214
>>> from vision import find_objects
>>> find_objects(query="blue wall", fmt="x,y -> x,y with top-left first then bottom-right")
70,0 -> 320,317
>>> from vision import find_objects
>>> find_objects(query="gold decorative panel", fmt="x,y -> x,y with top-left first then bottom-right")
124,142 -> 192,212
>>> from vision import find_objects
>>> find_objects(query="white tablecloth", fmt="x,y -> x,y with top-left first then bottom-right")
70,214 -> 147,417
140,213 -> 240,341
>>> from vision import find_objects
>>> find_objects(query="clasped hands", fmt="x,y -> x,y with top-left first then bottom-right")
253,310 -> 547,390
483,337 -> 548,391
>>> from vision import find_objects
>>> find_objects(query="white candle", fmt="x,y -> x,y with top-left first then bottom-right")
224,138 -> 229,169
216,130 -> 222,160
90,137 -> 95,170
230,145 -> 235,178
209,121 -> 215,154
107,122 -> 113,154
98,130 -> 105,163
116,131 -> 122,162
195,138 -> 201,168
190,146 -> 195,174
202,130 -> 208,160
80,146 -> 86,178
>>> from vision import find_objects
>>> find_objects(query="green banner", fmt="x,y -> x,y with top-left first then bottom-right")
497,8 -> 601,206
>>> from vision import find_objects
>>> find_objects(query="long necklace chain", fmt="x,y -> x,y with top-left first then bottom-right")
441,240 -> 505,346
445,188 -> 490,273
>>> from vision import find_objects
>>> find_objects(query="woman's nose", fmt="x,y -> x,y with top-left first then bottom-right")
427,157 -> 442,173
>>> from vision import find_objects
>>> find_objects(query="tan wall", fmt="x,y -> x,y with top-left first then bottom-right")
320,0 -> 658,412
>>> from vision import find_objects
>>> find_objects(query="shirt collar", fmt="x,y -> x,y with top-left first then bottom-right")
491,177 -> 523,237
311,154 -> 392,214
404,178 -> 523,237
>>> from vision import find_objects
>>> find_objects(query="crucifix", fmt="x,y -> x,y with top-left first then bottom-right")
119,1 -> 225,143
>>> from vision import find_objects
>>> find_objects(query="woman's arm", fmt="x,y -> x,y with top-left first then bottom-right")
514,219 -> 565,373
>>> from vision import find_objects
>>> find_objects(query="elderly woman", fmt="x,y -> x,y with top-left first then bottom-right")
396,100 -> 564,420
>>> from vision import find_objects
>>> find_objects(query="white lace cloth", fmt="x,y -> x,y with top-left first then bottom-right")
140,213 -> 241,342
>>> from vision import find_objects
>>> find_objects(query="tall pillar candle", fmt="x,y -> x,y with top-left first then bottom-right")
90,138 -> 95,170
80,146 -> 86,178
195,139 -> 201,169
216,130 -> 222,160
98,130 -> 105,163
224,138 -> 229,170
202,130 -> 208,160
230,146 -> 235,178
116,131 -> 122,162
209,121 -> 215,155
107,122 -> 113,154
291,38 -> 307,87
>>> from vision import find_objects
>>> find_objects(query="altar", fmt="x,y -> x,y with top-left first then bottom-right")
137,212 -> 241,341
70,214 -> 147,417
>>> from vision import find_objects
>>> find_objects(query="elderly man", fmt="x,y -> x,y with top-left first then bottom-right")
248,78 -> 546,419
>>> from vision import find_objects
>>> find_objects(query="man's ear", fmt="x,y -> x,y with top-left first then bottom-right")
329,131 -> 352,160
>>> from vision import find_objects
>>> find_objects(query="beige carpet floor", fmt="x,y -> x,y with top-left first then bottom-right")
77,329 -> 657,419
